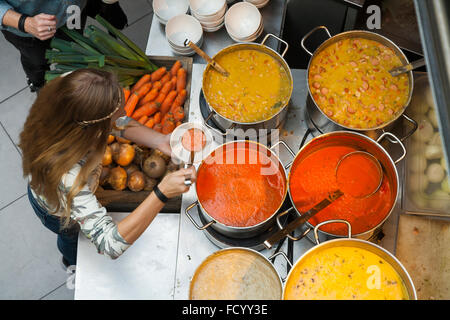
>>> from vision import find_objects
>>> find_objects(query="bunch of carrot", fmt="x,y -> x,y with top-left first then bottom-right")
122,60 -> 187,135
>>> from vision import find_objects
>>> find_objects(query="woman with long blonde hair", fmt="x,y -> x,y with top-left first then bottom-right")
19,68 -> 196,267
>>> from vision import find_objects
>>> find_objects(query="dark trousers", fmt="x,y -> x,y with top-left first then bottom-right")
27,185 -> 79,266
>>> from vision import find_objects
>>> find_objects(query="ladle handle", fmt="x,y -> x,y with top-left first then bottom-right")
389,58 -> 426,77
184,39 -> 229,76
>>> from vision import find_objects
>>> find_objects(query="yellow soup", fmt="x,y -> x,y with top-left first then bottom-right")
284,246 -> 410,300
204,49 -> 290,123
308,37 -> 410,129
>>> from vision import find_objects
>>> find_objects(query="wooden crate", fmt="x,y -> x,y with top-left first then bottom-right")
95,55 -> 193,213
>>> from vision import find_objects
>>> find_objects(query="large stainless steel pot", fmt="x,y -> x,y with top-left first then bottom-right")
301,26 -> 417,142
202,33 -> 293,141
278,130 -> 406,244
282,220 -> 417,300
184,140 -> 294,239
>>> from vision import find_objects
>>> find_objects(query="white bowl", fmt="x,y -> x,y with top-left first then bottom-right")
252,0 -> 270,9
189,0 -> 226,17
198,14 -> 225,28
202,21 -> 225,32
225,2 -> 261,39
169,37 -> 204,56
165,14 -> 203,48
168,35 -> 203,52
153,0 -> 189,24
191,4 -> 227,23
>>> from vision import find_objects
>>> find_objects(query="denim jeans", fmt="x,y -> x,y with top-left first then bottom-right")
27,185 -> 78,266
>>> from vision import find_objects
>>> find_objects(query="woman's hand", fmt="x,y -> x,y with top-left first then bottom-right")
24,14 -> 57,40
157,166 -> 196,198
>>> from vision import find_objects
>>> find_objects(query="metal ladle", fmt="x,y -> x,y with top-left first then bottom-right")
389,58 -> 426,77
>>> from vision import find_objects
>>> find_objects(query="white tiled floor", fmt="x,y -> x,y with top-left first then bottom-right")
0,1 -> 154,300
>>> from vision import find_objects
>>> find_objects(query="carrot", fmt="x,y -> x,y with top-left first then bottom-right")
153,123 -> 162,133
135,82 -> 152,98
144,117 -> 155,129
170,102 -> 182,114
176,121 -> 182,127
124,92 -> 139,116
160,81 -> 174,95
161,112 -> 174,126
152,81 -> 162,92
171,76 -> 177,88
137,115 -> 148,124
131,102 -> 160,120
139,88 -> 159,106
162,119 -> 176,134
174,89 -> 187,106
160,73 -> 171,85
131,74 -> 151,92
123,87 -> 131,103
153,112 -> 162,124
170,60 -> 182,76
155,92 -> 167,105
151,67 -> 167,82
160,90 -> 178,115
173,106 -> 185,121
176,68 -> 186,92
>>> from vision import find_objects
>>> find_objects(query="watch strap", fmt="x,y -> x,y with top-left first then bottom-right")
153,185 -> 168,203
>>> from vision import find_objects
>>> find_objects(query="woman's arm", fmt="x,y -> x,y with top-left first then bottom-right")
1,8 -> 57,40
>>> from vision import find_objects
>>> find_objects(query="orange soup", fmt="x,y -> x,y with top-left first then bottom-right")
289,145 -> 393,235
196,142 -> 286,227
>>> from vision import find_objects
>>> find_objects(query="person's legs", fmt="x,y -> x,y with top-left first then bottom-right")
1,30 -> 51,91
27,185 -> 79,266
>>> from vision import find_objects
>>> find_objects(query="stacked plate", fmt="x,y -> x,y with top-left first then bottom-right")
189,0 -> 227,32
225,2 -> 263,42
165,14 -> 204,56
153,0 -> 189,25
243,0 -> 271,9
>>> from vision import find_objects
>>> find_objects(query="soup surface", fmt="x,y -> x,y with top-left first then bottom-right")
196,142 -> 286,227
182,128 -> 206,152
190,249 -> 282,300
289,145 -> 393,235
284,246 -> 410,300
204,49 -> 291,123
308,37 -> 410,129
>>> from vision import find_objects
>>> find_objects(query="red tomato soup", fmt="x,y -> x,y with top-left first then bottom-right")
196,142 -> 286,227
289,145 -> 392,235
182,128 -> 206,152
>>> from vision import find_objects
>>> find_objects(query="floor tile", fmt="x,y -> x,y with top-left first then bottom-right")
122,14 -> 153,52
0,196 -> 68,299
0,88 -> 36,147
0,127 -> 27,209
120,0 -> 153,25
0,34 -> 28,102
41,283 -> 75,300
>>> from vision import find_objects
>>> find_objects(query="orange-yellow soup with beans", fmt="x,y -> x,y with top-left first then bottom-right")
308,37 -> 410,129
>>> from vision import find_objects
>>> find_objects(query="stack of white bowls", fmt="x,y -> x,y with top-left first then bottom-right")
165,14 -> 204,56
243,0 -> 270,9
189,0 -> 227,32
225,2 -> 263,42
153,0 -> 189,25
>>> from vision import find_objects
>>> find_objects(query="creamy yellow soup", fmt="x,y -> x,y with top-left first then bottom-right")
284,246 -> 410,300
308,38 -> 410,129
204,49 -> 290,123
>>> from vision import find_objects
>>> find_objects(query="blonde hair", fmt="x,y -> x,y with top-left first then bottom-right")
19,69 -> 124,227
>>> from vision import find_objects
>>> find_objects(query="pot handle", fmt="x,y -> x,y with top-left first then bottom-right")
270,140 -> 296,169
203,109 -> 236,137
261,33 -> 289,58
314,219 -> 352,245
382,114 -> 418,143
300,26 -> 332,56
185,201 -> 215,230
268,251 -> 292,282
376,132 -> 407,164
276,207 -> 312,242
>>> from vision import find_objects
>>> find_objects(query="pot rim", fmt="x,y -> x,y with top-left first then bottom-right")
305,29 -> 414,131
201,41 -> 294,125
189,246 -> 283,300
286,130 -> 400,238
195,140 -> 289,230
282,237 -> 417,300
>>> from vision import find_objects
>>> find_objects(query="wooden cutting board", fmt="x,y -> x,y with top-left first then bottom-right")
395,214 -> 450,299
